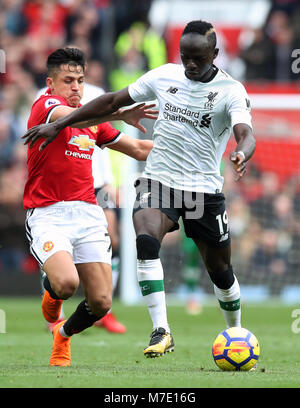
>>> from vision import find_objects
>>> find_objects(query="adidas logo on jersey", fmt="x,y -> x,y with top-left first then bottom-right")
166,86 -> 178,94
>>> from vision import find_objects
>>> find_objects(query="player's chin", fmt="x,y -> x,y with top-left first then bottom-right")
185,71 -> 199,80
68,96 -> 81,107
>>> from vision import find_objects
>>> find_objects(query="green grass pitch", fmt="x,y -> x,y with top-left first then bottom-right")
0,296 -> 300,388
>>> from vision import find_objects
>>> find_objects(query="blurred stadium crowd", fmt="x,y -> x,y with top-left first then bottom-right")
0,0 -> 299,300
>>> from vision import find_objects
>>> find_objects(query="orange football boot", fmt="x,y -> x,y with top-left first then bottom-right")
41,290 -> 63,323
50,320 -> 71,367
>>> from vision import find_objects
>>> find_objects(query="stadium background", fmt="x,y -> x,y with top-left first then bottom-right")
0,0 -> 299,309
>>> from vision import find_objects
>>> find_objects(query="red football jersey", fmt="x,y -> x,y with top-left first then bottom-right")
23,93 -> 121,209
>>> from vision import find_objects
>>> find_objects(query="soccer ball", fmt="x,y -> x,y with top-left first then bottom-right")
212,327 -> 260,371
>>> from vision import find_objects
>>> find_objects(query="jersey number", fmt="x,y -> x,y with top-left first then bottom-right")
216,210 -> 229,235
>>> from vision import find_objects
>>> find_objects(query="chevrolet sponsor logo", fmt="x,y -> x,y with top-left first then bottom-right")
68,134 -> 96,151
89,125 -> 98,133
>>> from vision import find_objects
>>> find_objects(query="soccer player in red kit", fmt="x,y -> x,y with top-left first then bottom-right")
23,47 -> 155,366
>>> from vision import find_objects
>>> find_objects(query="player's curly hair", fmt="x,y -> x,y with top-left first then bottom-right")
182,20 -> 217,48
47,47 -> 86,75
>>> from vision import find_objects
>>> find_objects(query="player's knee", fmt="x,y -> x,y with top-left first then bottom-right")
53,276 -> 79,299
209,265 -> 234,290
136,234 -> 161,260
89,294 -> 112,317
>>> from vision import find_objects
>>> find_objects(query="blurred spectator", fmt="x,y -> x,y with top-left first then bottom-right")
112,0 -> 153,38
265,10 -> 298,81
114,21 -> 167,71
0,142 -> 34,274
85,59 -> 109,90
0,111 -> 19,169
109,46 -> 146,93
239,7 -> 300,81
110,20 -> 167,94
250,172 -> 280,228
269,0 -> 300,16
250,228 -> 288,279
65,0 -> 116,68
239,27 -> 276,81
1,0 -> 26,36
228,196 -> 251,238
272,193 -> 294,231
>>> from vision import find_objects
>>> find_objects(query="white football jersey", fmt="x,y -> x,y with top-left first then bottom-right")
128,63 -> 252,193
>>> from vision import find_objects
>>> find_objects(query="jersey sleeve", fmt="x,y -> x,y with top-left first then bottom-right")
226,83 -> 253,130
128,68 -> 158,102
27,95 -> 67,129
96,122 -> 122,148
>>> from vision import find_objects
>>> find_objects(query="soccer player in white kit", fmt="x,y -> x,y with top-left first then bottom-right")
23,21 -> 256,358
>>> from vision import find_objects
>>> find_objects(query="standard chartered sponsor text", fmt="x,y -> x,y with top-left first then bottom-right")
163,102 -> 200,128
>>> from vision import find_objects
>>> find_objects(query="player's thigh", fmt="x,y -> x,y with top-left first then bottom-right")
104,208 -> 119,250
133,177 -> 178,242
192,237 -> 231,272
25,208 -> 79,295
184,193 -> 231,268
76,261 -> 112,314
43,250 -> 79,296
133,208 -> 175,242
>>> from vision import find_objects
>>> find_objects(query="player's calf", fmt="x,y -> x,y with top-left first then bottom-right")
88,294 -> 112,318
211,266 -> 241,328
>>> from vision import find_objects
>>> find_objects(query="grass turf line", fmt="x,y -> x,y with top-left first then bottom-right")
0,297 -> 300,388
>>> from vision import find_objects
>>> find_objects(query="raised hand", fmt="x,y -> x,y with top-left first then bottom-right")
22,122 -> 61,151
230,151 -> 246,181
118,103 -> 158,133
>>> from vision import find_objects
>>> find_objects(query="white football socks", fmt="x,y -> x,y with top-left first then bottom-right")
214,275 -> 241,328
137,258 -> 170,332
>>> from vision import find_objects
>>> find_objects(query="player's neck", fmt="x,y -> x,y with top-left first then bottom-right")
198,65 -> 218,83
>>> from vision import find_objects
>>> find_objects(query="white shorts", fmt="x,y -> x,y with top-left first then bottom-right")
25,201 -> 112,267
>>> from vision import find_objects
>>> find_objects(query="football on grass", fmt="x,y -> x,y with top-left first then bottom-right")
212,327 -> 260,371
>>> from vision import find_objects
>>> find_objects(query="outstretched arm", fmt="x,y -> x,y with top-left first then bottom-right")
48,102 -> 158,132
230,123 -> 256,181
23,87 -> 135,150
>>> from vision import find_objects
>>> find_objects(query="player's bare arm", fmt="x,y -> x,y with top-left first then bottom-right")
230,123 -> 256,181
22,88 -> 135,150
109,134 -> 153,161
48,102 -> 158,132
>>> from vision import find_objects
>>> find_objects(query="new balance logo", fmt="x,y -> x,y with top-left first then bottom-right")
140,192 -> 151,204
200,114 -> 212,128
219,233 -> 229,242
166,86 -> 178,94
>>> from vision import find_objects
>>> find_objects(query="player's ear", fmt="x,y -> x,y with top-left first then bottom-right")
213,48 -> 219,59
46,77 -> 54,91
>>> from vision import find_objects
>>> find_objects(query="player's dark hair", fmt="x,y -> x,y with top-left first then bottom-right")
47,47 -> 86,75
182,20 -> 217,48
